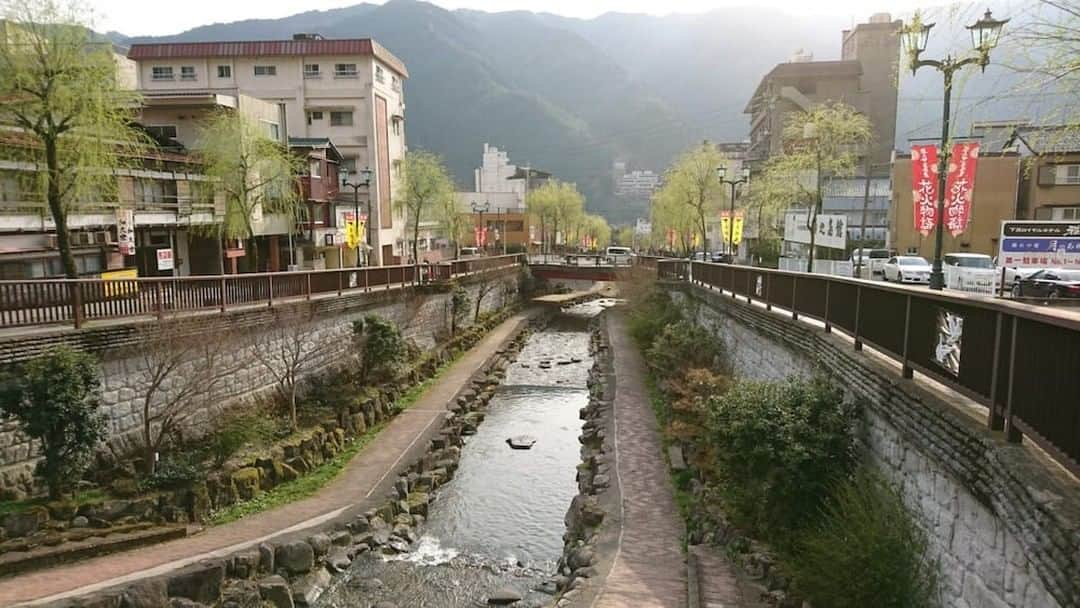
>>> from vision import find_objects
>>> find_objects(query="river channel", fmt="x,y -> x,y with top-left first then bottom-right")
318,300 -> 615,608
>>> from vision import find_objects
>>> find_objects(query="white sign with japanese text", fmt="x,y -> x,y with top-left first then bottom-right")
784,212 -> 848,251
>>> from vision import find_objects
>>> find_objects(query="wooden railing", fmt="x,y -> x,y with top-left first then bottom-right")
658,259 -> 1080,479
0,254 -> 525,330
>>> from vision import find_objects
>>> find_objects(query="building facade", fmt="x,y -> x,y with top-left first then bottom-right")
127,34 -> 409,266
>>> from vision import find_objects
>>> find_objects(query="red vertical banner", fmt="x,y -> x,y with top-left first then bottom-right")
944,142 -> 979,237
911,145 -> 939,236
474,225 -> 481,247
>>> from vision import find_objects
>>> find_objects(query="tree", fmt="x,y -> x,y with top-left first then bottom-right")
650,177 -> 697,255
352,315 -> 408,384
129,319 -> 240,477
250,309 -> 328,429
0,0 -> 147,278
527,180 -> 585,253
0,346 -> 106,499
195,110 -> 302,273
653,143 -> 726,256
766,103 -> 872,269
397,150 -> 456,268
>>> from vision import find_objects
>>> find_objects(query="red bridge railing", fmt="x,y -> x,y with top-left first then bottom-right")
0,254 -> 525,331
660,260 -> 1080,478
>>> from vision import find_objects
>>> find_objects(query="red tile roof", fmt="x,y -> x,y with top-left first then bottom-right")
127,39 -> 408,78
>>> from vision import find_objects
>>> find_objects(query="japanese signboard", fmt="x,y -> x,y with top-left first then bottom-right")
474,225 -> 488,247
784,212 -> 847,250
101,268 -> 138,297
720,211 -> 745,246
998,221 -> 1080,269
116,209 -> 135,255
944,143 -> 979,237
156,248 -> 174,271
911,145 -> 939,236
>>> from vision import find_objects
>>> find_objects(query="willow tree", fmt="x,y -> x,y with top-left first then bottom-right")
767,102 -> 872,270
650,179 -> 698,255
397,150 -> 456,267
1004,0 -> 1079,142
0,0 -> 146,277
527,180 -> 584,253
655,143 -> 726,255
195,110 -> 302,272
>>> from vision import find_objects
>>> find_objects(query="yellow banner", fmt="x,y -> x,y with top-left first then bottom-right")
720,212 -> 745,246
101,268 -> 138,298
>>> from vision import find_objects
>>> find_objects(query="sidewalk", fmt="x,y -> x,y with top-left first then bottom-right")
592,315 -> 687,608
0,310 -> 534,607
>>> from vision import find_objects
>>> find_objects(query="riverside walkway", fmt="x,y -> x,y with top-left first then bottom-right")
589,315 -> 694,608
0,311 -> 534,607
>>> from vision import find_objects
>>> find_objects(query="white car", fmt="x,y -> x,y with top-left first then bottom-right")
883,256 -> 932,284
605,246 -> 635,266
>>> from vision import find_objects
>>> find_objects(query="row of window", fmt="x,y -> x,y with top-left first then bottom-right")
151,63 -> 380,81
306,110 -> 353,126
303,63 -> 358,79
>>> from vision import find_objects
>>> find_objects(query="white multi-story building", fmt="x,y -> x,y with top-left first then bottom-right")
461,143 -> 549,213
127,34 -> 409,266
615,170 -> 661,198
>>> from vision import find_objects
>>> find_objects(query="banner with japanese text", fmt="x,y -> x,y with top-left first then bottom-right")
944,142 -> 979,237
720,211 -> 745,246
911,145 -> 939,236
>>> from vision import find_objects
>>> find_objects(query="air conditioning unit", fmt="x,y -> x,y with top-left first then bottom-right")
95,231 -> 113,245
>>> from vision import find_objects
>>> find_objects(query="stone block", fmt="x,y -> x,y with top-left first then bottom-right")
166,560 -> 225,604
257,576 -> 293,608
290,568 -> 332,607
275,540 -> 314,575
3,506 -> 47,537
305,533 -> 331,557
120,579 -> 168,608
232,468 -> 262,501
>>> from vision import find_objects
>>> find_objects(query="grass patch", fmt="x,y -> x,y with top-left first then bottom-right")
0,488 -> 108,517
207,420 -> 389,526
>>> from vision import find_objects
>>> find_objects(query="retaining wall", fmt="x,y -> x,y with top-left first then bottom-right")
672,283 -> 1080,608
0,271 -> 521,497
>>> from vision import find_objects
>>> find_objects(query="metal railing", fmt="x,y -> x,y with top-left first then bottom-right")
657,259 -> 1080,477
0,254 -> 525,330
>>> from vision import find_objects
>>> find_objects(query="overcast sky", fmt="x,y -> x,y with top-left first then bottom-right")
89,0 -> 928,37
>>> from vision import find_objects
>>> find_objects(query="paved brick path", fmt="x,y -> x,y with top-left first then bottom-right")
593,315 -> 687,608
0,312 -> 533,607
691,545 -> 744,607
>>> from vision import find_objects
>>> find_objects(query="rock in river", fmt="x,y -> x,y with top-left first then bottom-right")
506,436 -> 536,450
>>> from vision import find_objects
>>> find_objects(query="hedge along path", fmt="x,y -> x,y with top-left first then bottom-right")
0,309 -> 537,607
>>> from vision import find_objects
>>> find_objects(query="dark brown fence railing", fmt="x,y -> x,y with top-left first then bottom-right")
0,254 -> 525,331
675,260 -> 1080,478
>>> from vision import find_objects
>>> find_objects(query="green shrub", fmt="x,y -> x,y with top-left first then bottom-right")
627,288 -> 682,347
353,315 -> 408,383
705,376 -> 855,543
0,347 -> 107,500
646,320 -> 725,378
140,450 -> 205,491
790,469 -> 938,608
211,412 -> 281,466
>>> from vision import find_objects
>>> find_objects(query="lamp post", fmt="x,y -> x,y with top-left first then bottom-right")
902,9 -> 1008,290
717,165 -> 751,262
802,122 -> 823,274
341,167 -> 374,267
471,201 -> 490,253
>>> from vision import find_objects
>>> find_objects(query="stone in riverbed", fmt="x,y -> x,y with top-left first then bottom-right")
275,540 -> 314,574
290,568 -> 331,606
257,575 -> 294,608
487,587 -> 523,604
326,548 -> 352,573
506,436 -> 536,450
306,533 -> 331,557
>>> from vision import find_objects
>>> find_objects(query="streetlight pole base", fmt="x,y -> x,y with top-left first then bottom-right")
929,271 -> 945,291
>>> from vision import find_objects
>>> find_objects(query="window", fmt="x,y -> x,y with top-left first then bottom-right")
217,65 -> 231,78
392,118 -> 401,136
1065,165 -> 1080,185
145,125 -> 178,140
151,66 -> 174,81
334,63 -> 358,78
1055,207 -> 1080,220
375,65 -> 385,83
341,157 -> 358,175
330,111 -> 353,126
254,65 -> 277,76
134,178 -> 177,205
309,160 -> 321,178
306,110 -> 323,125
0,172 -> 19,202
304,64 -> 321,79
391,75 -> 401,92
267,122 -> 281,141
180,66 -> 196,80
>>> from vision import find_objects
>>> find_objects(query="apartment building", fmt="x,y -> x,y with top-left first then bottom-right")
127,34 -> 409,266
1007,126 -> 1080,222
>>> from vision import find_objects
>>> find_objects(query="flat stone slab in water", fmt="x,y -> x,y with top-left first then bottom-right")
506,436 -> 537,450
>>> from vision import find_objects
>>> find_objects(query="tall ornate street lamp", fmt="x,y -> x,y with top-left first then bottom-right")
902,9 -> 1008,290
341,167 -> 374,267
717,165 -> 750,261
471,200 -> 490,253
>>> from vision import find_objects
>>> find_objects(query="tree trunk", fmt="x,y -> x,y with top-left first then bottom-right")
247,234 -> 260,273
142,401 -> 155,476
45,137 -> 78,279
412,214 -> 421,283
290,387 -> 297,430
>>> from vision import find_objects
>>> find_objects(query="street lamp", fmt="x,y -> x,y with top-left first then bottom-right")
341,167 -> 374,267
471,201 -> 490,254
903,9 -> 1008,290
802,122 -> 823,273
717,165 -> 751,262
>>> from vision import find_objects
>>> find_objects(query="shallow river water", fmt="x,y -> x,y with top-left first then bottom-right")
318,300 -> 616,608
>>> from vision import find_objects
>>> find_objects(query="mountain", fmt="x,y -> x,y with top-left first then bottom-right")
113,0 -> 1066,225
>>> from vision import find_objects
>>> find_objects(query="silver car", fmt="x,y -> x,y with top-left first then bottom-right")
883,256 -> 932,284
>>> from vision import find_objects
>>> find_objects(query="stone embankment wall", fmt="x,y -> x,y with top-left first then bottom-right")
0,272 -> 520,497
672,284 -> 1080,608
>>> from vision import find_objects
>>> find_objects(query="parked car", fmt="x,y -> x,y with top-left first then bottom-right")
1011,269 -> 1080,299
459,247 -> 480,257
996,261 -> 1043,290
605,246 -> 635,266
850,248 -> 894,277
942,253 -> 997,292
883,256 -> 932,284
710,251 -> 734,264
943,253 -> 994,269
689,251 -> 708,262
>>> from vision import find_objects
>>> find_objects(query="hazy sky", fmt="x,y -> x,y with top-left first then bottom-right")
90,0 -> 927,36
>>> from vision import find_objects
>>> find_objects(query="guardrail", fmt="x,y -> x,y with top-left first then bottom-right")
656,259 -> 1080,478
0,254 -> 525,330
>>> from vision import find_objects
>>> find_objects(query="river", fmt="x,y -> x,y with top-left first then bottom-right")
318,300 -> 615,608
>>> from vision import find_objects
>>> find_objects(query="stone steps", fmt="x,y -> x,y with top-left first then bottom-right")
0,524 -> 187,578
688,545 -> 744,608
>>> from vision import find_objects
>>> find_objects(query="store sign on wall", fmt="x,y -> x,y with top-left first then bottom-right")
998,221 -> 1080,269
